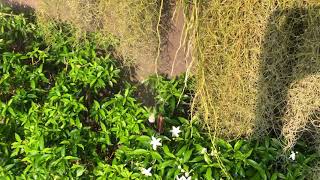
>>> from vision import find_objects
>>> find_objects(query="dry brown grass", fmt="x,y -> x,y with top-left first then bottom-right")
283,75 -> 320,149
194,0 -> 320,145
279,7 -> 320,148
195,0 -> 276,139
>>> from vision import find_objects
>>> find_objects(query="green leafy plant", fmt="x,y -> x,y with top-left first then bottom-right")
0,5 -> 318,180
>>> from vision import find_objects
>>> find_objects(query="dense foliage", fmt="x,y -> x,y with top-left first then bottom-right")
0,5 -> 318,179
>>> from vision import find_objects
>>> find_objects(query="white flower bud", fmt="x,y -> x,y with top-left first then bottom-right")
148,113 -> 155,123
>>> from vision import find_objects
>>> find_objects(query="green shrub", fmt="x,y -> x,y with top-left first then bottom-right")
0,5 -> 318,180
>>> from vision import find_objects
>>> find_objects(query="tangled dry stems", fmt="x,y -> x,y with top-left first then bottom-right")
283,75 -> 320,149
194,0 -> 320,149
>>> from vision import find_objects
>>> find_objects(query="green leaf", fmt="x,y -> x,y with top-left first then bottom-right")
60,140 -> 70,145
131,149 -> 148,155
217,139 -> 233,150
190,156 -> 204,163
243,149 -> 253,159
176,145 -> 188,157
204,153 -> 212,164
163,145 -> 175,158
271,173 -> 278,180
39,136 -> 44,150
160,160 -> 175,169
124,88 -> 129,97
278,173 -> 286,179
169,97 -> 176,112
64,156 -> 79,160
100,122 -> 107,132
205,168 -> 212,180
15,133 -> 21,142
178,117 -> 189,124
99,109 -> 106,118
265,138 -> 270,148
77,168 -> 85,177
234,140 -> 243,151
10,148 -> 19,157
5,164 -> 15,171
77,144 -> 85,150
151,151 -> 163,161
183,149 -> 193,163
246,159 -> 267,180
31,80 -> 36,89
167,168 -> 176,178
0,73 -> 9,85
8,107 -> 15,117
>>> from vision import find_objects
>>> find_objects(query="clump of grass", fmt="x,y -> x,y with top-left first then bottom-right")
193,0 -> 320,145
257,3 -> 320,149
280,6 -> 320,149
189,2 -> 320,176
283,75 -> 320,149
194,0 -> 276,139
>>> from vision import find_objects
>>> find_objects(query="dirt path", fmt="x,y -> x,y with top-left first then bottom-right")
159,5 -> 191,77
1,0 -> 38,8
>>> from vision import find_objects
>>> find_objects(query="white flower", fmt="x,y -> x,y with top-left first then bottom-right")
141,167 -> 152,176
148,113 -> 155,123
289,151 -> 296,161
201,148 -> 207,154
176,175 -> 191,180
170,126 -> 181,138
210,149 -> 218,156
176,176 -> 185,180
150,136 -> 162,150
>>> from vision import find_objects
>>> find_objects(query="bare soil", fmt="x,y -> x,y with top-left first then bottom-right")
159,5 -> 191,77
1,0 -> 38,8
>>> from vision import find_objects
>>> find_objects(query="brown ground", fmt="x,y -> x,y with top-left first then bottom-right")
159,5 -> 191,77
1,0 -> 190,80
2,0 -> 38,8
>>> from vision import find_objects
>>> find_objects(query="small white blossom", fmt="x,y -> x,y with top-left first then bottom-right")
176,175 -> 191,180
176,171 -> 191,180
141,167 -> 152,176
210,149 -> 218,156
176,176 -> 185,180
148,113 -> 155,123
150,136 -> 162,150
170,126 -> 181,138
289,151 -> 296,161
201,148 -> 207,154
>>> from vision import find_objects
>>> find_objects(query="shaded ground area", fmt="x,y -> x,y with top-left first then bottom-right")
2,0 -> 191,81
